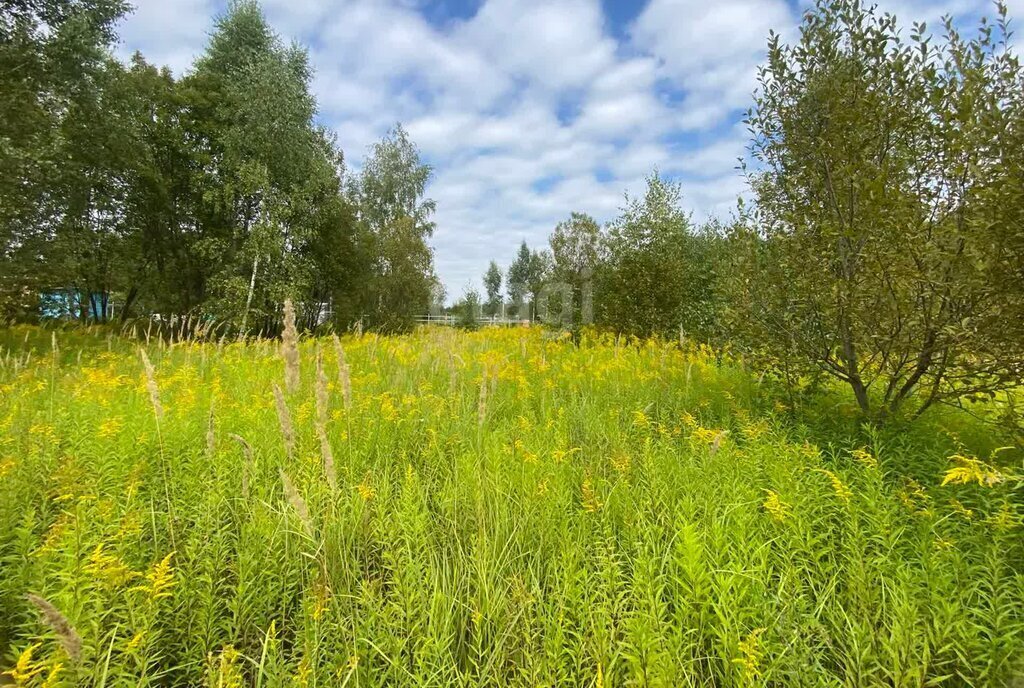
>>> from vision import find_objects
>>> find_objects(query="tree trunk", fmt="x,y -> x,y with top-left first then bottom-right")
120,286 -> 139,323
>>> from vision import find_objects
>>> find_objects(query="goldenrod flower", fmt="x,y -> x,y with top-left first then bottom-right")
815,469 -> 852,504
733,628 -> 765,683
125,631 -> 146,653
941,453 -> 1004,487
85,543 -> 139,588
132,552 -> 175,600
949,499 -> 973,520
611,453 -> 631,475
97,416 -> 124,438
11,643 -> 43,682
41,662 -> 63,688
851,447 -> 878,469
762,490 -> 790,522
357,479 -> 376,501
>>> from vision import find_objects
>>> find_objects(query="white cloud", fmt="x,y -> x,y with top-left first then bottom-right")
118,0 -> 1014,297
632,0 -> 795,118
118,0 -> 215,74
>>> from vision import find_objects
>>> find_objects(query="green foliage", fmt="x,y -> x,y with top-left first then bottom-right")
0,324 -> 1022,685
596,174 -> 721,340
1,0 -> 435,335
506,241 -> 532,316
456,288 -> 482,329
351,125 -> 438,332
733,0 -> 1024,418
482,262 -> 503,317
0,0 -> 131,318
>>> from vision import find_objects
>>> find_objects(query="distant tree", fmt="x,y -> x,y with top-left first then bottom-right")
456,287 -> 481,330
526,249 -> 552,322
352,124 -> 437,331
734,0 -> 1024,418
549,212 -> 600,326
507,241 -> 531,318
597,173 -> 709,338
483,261 -> 503,317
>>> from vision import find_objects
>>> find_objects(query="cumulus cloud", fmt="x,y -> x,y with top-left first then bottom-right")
116,0 -> 1019,295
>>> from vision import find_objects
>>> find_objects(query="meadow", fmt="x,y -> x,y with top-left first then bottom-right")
0,324 -> 1022,687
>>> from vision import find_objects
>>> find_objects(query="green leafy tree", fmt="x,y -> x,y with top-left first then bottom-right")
352,124 -> 437,332
456,287 -> 481,330
735,0 -> 1024,418
549,212 -> 600,326
526,249 -> 552,321
179,1 -> 358,331
507,241 -> 531,319
0,0 -> 131,318
483,261 -> 503,318
596,173 -> 710,338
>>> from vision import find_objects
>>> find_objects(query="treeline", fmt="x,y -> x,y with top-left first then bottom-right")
1,0 -> 439,332
470,0 -> 1024,420
468,175 -> 725,341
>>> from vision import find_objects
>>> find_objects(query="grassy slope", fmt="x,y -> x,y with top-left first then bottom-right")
0,324 -> 1021,686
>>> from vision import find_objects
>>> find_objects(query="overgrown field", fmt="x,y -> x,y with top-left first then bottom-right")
1,325 -> 1022,686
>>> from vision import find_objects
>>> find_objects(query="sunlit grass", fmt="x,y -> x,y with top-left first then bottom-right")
0,324 -> 1021,686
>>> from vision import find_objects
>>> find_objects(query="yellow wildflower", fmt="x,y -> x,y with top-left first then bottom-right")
356,479 -> 376,501
611,453 -> 631,475
311,583 -> 331,621
733,628 -> 765,683
899,478 -> 931,515
581,478 -> 602,512
125,631 -> 146,653
41,662 -> 63,688
132,552 -> 175,600
949,499 -> 973,520
632,409 -> 651,430
295,656 -> 312,687
762,490 -> 790,522
97,416 -> 123,438
11,643 -> 44,682
740,419 -> 770,440
941,453 -> 1004,487
851,447 -> 878,469
691,426 -> 727,448
551,447 -> 580,464
84,543 -> 138,587
211,646 -> 244,688
816,469 -> 852,504
987,503 -> 1020,531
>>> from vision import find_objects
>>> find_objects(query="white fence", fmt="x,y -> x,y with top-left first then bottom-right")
415,314 -> 530,327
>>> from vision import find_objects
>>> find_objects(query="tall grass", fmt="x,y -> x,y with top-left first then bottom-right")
0,324 -> 1021,686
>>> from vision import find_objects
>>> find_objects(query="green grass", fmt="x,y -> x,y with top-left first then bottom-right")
0,324 -> 1022,686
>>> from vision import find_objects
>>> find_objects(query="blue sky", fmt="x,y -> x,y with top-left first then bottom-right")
117,0 -> 1019,297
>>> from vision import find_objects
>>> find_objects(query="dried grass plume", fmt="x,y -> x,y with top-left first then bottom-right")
139,348 -> 163,421
272,383 -> 295,462
281,299 -> 300,393
26,593 -> 82,662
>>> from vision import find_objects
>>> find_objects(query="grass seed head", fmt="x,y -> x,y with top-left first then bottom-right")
280,469 -> 313,536
26,594 -> 82,663
282,299 -> 300,393
272,384 -> 295,462
138,348 -> 163,421
332,335 -> 352,411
